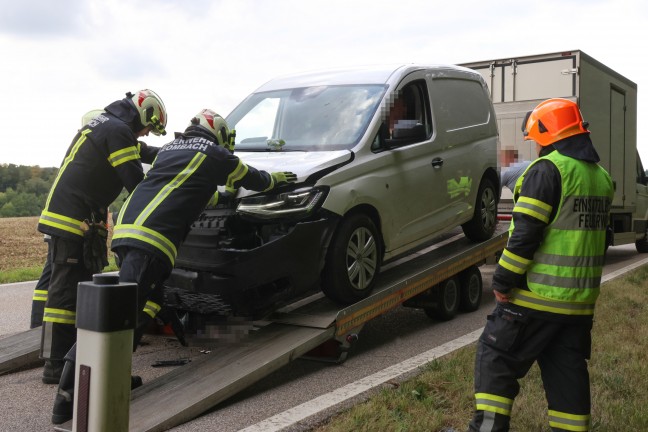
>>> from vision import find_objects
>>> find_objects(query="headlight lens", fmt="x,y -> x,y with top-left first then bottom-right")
237,187 -> 328,220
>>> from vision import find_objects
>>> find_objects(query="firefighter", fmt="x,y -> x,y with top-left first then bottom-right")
30,110 -> 148,328
468,98 -> 614,431
51,108 -> 297,424
38,91 -> 167,385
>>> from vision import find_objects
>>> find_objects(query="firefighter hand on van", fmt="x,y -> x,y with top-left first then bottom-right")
271,172 -> 297,185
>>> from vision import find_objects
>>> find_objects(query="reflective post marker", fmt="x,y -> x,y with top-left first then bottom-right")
74,274 -> 137,432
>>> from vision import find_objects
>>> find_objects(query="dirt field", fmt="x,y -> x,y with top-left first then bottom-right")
0,216 -> 47,272
0,216 -> 115,273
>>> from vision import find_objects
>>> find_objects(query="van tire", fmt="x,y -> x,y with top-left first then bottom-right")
462,177 -> 497,242
321,213 -> 381,304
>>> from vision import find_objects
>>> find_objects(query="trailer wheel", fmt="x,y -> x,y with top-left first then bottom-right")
321,213 -> 382,304
462,177 -> 497,242
634,224 -> 648,253
459,266 -> 482,312
424,277 -> 460,321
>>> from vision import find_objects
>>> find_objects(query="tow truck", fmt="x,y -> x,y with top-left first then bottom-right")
0,223 -> 507,431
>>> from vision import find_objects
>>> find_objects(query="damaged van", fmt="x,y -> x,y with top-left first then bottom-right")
165,64 -> 500,319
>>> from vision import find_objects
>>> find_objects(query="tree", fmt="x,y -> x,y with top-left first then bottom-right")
0,164 -> 57,218
0,201 -> 17,217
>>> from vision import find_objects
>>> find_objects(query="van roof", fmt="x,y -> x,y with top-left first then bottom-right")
254,63 -> 479,92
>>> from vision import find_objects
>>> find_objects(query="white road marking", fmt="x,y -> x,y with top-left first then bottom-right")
239,329 -> 483,432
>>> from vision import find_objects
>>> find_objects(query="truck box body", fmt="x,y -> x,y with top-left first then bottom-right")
460,50 -> 648,248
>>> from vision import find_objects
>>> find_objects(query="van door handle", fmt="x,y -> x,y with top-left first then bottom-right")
431,158 -> 444,168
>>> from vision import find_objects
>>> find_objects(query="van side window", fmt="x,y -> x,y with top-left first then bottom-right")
374,80 -> 431,151
433,79 -> 491,131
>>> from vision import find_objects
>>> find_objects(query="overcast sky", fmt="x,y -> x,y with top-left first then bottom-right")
1,0 -> 647,167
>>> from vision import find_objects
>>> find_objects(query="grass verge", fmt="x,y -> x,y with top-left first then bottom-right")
0,260 -> 119,284
0,216 -> 118,284
316,265 -> 648,432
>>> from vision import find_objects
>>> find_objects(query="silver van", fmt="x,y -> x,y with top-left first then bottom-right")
169,64 -> 499,317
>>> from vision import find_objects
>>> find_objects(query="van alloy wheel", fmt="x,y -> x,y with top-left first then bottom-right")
462,177 -> 497,242
321,213 -> 382,304
346,226 -> 378,291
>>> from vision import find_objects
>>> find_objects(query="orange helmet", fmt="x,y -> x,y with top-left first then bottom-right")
522,98 -> 589,147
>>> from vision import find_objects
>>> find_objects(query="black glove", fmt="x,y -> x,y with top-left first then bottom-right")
81,220 -> 109,273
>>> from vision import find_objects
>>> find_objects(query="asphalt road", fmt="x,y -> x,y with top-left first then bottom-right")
0,243 -> 646,432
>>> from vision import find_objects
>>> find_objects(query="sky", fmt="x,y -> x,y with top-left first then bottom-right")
1,0 -> 647,168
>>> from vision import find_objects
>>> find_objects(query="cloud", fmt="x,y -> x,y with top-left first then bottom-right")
0,0 -> 647,167
0,0 -> 90,38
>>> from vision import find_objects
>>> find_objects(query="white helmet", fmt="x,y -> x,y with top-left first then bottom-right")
81,109 -> 104,126
129,89 -> 167,136
189,109 -> 235,152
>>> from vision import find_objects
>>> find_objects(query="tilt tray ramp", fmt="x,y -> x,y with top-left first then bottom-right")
0,327 -> 42,375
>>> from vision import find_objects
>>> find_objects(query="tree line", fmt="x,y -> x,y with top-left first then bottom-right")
0,164 -> 127,218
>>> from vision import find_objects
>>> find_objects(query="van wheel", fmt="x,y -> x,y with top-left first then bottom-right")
462,177 -> 497,242
321,213 -> 382,304
424,277 -> 460,321
459,266 -> 482,312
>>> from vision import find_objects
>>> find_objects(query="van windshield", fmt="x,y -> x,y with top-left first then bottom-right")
227,85 -> 386,151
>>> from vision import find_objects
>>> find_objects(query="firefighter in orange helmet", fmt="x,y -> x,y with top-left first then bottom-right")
468,98 -> 614,431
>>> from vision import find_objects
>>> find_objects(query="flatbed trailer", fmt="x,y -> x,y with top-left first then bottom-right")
2,224 -> 507,431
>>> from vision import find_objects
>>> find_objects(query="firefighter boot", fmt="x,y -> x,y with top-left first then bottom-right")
51,358 -> 75,424
42,359 -> 65,384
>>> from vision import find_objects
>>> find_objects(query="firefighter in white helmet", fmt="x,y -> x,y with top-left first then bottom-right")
38,90 -> 167,389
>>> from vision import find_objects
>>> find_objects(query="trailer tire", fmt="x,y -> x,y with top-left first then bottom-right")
462,177 -> 498,242
321,213 -> 382,304
636,230 -> 648,253
424,277 -> 460,321
459,266 -> 482,312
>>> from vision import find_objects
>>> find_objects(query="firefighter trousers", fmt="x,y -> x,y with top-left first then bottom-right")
31,236 -> 53,328
469,303 -> 593,432
114,247 -> 171,351
41,236 -> 93,361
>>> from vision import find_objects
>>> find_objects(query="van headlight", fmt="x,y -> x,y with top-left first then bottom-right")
237,187 -> 328,220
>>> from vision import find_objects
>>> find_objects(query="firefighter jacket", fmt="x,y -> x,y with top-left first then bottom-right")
493,134 -> 613,316
38,98 -> 151,241
111,128 -> 276,269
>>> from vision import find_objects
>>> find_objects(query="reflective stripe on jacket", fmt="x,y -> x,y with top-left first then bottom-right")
38,104 -> 146,240
111,131 -> 274,268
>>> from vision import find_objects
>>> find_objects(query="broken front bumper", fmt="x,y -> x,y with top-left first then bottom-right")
168,216 -> 339,317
